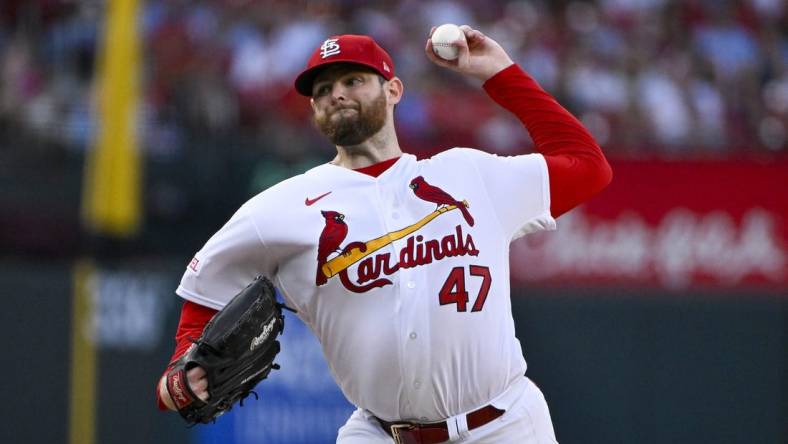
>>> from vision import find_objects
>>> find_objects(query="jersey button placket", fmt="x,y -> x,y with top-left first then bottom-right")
403,271 -> 434,416
397,240 -> 426,416
380,181 -> 419,418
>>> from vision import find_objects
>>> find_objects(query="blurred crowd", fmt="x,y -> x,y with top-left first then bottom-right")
0,0 -> 785,256
1,0 -> 787,168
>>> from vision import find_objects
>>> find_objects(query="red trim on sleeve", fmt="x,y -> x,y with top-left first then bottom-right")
156,300 -> 218,410
483,64 -> 612,218
353,156 -> 400,177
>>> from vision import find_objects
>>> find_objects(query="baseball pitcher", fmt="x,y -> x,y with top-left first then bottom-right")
157,25 -> 612,443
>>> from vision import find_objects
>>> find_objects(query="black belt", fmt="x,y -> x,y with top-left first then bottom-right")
374,404 -> 505,444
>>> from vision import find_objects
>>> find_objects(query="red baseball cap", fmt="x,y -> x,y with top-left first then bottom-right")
294,35 -> 395,96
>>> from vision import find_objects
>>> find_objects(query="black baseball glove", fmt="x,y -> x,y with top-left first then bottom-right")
165,276 -> 288,424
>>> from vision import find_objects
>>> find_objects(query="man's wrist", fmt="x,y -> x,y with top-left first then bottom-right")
159,375 -> 177,411
480,60 -> 515,82
482,63 -> 524,91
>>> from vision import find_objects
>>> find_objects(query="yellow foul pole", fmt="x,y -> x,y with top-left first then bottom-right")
73,1 -> 142,443
81,0 -> 143,237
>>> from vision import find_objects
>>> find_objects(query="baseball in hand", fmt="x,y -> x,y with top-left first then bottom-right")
431,24 -> 465,60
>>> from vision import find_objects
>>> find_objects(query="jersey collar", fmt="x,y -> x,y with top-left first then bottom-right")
316,154 -> 416,183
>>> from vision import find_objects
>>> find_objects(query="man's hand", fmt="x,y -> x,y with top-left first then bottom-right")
161,276 -> 285,424
425,25 -> 514,82
159,366 -> 210,410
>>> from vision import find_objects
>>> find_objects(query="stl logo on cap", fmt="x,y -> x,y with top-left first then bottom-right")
320,38 -> 341,59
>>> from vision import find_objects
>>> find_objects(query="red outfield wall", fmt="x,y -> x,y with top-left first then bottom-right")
511,158 -> 788,289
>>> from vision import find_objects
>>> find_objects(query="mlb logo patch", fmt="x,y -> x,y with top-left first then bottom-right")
188,257 -> 200,272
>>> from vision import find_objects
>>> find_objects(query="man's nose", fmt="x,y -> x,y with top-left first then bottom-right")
330,83 -> 348,102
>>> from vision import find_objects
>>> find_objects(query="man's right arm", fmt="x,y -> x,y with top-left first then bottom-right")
156,300 -> 218,411
159,203 -> 278,411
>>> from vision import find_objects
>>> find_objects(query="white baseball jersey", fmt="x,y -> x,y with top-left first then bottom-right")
177,148 -> 555,422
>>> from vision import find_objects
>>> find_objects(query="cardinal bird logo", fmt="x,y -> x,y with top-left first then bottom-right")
315,210 -> 348,285
409,176 -> 474,227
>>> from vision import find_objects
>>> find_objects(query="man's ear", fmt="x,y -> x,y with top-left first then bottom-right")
310,97 -> 317,112
386,77 -> 404,105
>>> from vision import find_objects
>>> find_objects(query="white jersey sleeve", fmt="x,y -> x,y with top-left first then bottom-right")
444,148 -> 556,240
176,204 -> 273,310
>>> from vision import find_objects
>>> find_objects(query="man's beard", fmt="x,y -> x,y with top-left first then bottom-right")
315,90 -> 387,146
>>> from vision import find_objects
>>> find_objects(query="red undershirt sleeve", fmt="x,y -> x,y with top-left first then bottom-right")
483,64 -> 612,218
156,300 -> 218,410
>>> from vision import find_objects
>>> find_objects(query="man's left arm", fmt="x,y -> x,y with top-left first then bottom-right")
483,65 -> 612,218
425,25 -> 612,218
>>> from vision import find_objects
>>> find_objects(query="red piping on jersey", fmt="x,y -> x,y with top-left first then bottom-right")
483,64 -> 612,218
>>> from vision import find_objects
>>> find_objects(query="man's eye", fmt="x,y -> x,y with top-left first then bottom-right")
347,77 -> 362,86
315,85 -> 330,96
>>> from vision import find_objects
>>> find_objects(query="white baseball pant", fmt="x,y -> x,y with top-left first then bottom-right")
336,377 -> 558,444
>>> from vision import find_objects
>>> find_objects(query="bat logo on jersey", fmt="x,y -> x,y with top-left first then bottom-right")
315,177 -> 478,293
